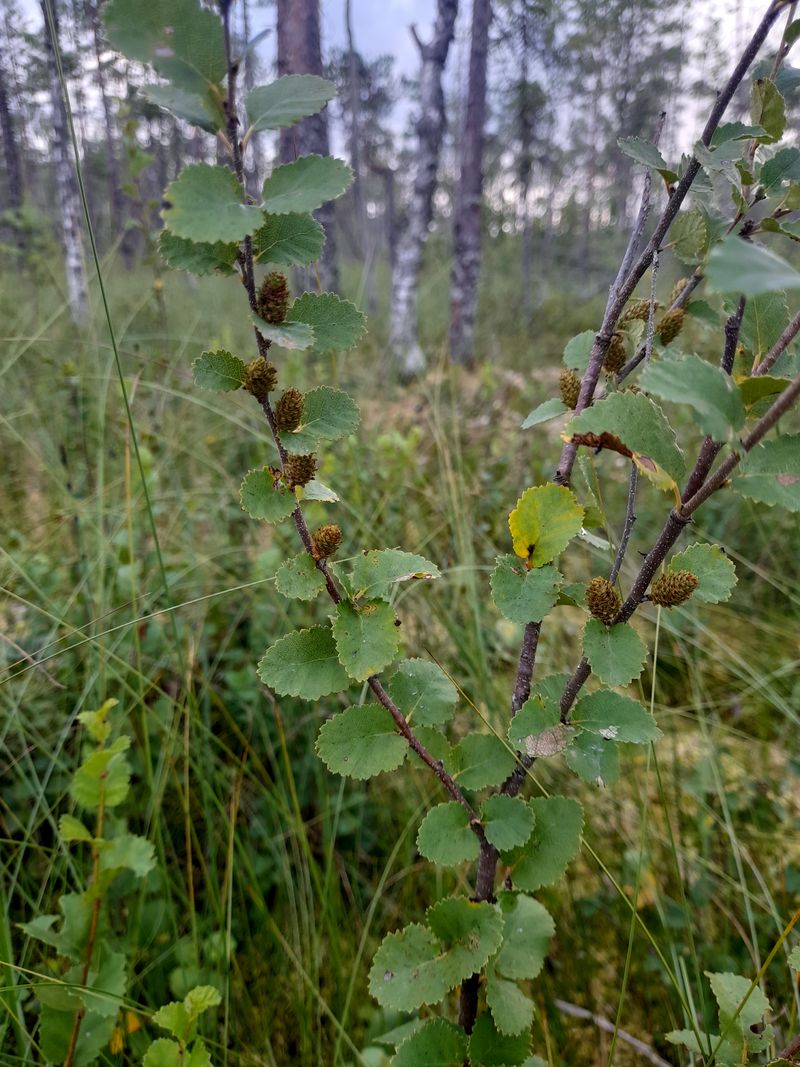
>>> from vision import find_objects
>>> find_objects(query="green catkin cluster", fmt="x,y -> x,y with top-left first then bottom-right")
275,388 -> 304,432
559,368 -> 581,409
586,576 -> 622,625
649,570 -> 699,607
603,332 -> 627,374
621,298 -> 651,323
284,453 -> 317,488
669,277 -> 689,306
312,524 -> 343,560
257,271 -> 290,324
243,356 -> 277,401
657,307 -> 685,344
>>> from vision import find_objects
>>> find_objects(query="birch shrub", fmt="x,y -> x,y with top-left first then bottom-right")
26,0 -> 800,1063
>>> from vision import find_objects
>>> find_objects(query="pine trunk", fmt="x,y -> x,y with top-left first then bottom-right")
277,0 -> 338,292
388,0 -> 458,379
449,0 -> 492,366
0,61 -> 22,214
41,0 -> 88,325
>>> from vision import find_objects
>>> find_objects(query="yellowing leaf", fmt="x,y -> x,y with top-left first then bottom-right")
508,484 -> 584,566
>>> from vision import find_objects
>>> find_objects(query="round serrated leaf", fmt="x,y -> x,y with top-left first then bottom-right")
508,484 -> 584,566
316,704 -> 407,779
572,690 -> 660,743
521,397 -> 568,429
495,891 -> 555,980
393,1019 -> 468,1067
163,164 -> 263,243
144,84 -> 222,132
490,556 -> 562,624
641,354 -> 745,441
735,435 -> 800,511
192,350 -> 245,392
468,1012 -> 532,1067
348,548 -> 440,601
239,468 -> 296,523
582,618 -> 648,688
388,659 -> 456,726
506,796 -> 583,891
565,731 -> 620,787
481,795 -> 535,851
368,924 -> 449,1011
281,386 -> 360,452
508,695 -> 568,758
332,600 -> 401,681
486,966 -> 535,1037
261,155 -> 352,214
251,313 -> 315,350
159,231 -> 238,275
426,898 -> 504,984
275,553 -> 325,601
252,212 -> 325,266
448,733 -> 517,791
285,291 -> 366,352
245,75 -> 336,132
416,802 -> 479,866
257,625 -> 349,699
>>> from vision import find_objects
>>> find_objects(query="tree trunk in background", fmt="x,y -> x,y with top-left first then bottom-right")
516,6 -> 533,323
449,0 -> 491,366
345,0 -> 375,312
242,0 -> 265,196
0,60 -> 23,214
41,0 -> 88,325
388,0 -> 458,379
277,0 -> 339,292
85,0 -> 130,263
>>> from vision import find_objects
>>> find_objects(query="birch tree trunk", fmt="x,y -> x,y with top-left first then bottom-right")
41,0 -> 88,325
449,0 -> 492,366
388,0 -> 458,380
277,0 -> 339,292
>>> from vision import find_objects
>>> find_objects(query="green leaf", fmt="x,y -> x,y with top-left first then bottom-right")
99,833 -> 156,877
565,731 -> 620,787
153,1001 -> 191,1040
426,897 -> 505,982
735,435 -> 800,511
104,0 -> 226,93
669,543 -> 737,603
490,556 -> 562,624
788,945 -> 800,969
641,353 -> 745,441
563,330 -> 595,371
486,967 -> 535,1037
41,1003 -> 116,1067
183,985 -> 222,1019
239,468 -> 296,523
617,136 -> 676,182
739,374 -> 792,407
281,385 -> 360,452
317,704 -> 407,780
251,313 -> 315,350
143,84 -> 222,132
392,1020 -> 469,1067
481,795 -> 535,851
72,737 -> 131,808
448,733 -> 517,791
751,78 -> 786,143
245,75 -> 336,132
665,1030 -> 717,1056
158,231 -> 238,276
670,207 -> 709,263
508,484 -> 584,566
348,548 -> 440,600
760,147 -> 800,191
275,553 -> 325,601
495,891 -> 555,980
163,164 -> 262,243
186,1041 -> 213,1067
707,237 -> 800,295
506,796 -> 583,891
59,814 -> 92,842
521,397 -> 568,429
285,291 -> 366,352
573,690 -> 660,743
469,1012 -> 531,1067
261,155 -> 352,214
258,625 -> 349,699
710,121 -> 766,146
192,349 -> 245,392
416,802 -> 479,865
144,1038 -> 181,1067
388,659 -> 457,726
81,951 -> 127,1017
738,291 -> 790,362
582,619 -> 648,688
332,600 -> 401,681
252,212 -> 325,266
414,725 -> 451,765
566,392 -> 685,487
708,971 -> 772,1052
508,696 -> 570,759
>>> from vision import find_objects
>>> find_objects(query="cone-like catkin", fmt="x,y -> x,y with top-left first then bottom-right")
257,272 -> 290,324
669,277 -> 689,306
243,357 -> 278,401
586,576 -> 622,626
657,307 -> 685,345
275,388 -> 304,432
621,299 -> 651,323
603,332 -> 626,374
312,524 -> 343,560
649,570 -> 698,607
559,369 -> 581,410
284,453 -> 317,488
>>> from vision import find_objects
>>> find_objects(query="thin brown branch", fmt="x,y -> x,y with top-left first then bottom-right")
753,307 -> 800,375
553,999 -> 673,1067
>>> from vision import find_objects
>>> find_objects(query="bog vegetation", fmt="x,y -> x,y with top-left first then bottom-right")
3,1 -> 800,1066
